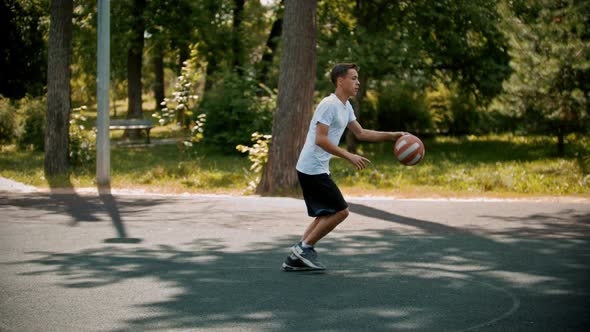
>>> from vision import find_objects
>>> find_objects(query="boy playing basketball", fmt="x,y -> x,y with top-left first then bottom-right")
283,63 -> 406,271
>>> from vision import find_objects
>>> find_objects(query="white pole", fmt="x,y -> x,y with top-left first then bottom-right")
96,0 -> 110,186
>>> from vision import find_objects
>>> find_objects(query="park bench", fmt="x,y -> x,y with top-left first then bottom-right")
109,119 -> 154,144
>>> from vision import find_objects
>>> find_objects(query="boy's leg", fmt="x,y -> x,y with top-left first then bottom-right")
302,208 -> 349,245
301,217 -> 322,242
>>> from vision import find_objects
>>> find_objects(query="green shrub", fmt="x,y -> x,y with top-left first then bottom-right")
69,106 -> 96,166
201,70 -> 274,152
376,85 -> 433,134
17,96 -> 46,151
0,97 -> 19,144
449,92 -> 480,135
236,132 -> 272,192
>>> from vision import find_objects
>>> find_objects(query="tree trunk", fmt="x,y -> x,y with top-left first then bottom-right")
232,0 -> 245,76
257,0 -> 283,88
256,0 -> 317,196
557,124 -> 565,157
125,0 -> 146,139
44,0 -> 73,176
204,54 -> 218,91
152,47 -> 165,111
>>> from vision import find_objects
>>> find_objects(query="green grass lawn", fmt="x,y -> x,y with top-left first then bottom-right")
1,134 -> 588,198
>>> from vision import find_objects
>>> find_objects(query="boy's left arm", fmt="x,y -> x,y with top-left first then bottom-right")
347,120 -> 406,142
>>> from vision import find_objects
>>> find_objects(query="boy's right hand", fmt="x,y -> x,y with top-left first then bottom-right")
347,153 -> 371,170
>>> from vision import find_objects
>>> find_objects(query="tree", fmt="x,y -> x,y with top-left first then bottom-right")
144,0 -> 198,110
257,0 -> 317,195
232,0 -> 245,76
257,0 -> 284,87
498,0 -> 590,155
45,0 -> 73,176
316,0 -> 511,139
0,0 -> 47,99
126,0 -> 146,126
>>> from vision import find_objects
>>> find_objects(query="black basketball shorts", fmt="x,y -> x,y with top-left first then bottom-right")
297,171 -> 348,217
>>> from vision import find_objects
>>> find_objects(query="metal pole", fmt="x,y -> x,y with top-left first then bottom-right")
96,0 -> 110,186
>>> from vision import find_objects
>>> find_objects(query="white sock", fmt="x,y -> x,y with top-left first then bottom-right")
301,241 -> 313,248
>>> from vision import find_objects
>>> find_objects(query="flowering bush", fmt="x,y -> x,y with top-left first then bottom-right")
236,132 -> 272,191
69,105 -> 96,166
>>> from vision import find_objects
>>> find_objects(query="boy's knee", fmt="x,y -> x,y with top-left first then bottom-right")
338,208 -> 350,220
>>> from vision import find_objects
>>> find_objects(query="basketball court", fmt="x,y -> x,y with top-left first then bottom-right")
1,190 -> 589,331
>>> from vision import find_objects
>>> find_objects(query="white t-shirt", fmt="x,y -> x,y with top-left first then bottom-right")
296,93 -> 356,175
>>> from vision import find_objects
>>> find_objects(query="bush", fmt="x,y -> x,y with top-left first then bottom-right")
375,85 -> 433,134
17,96 -> 46,150
236,132 -> 272,192
449,92 -> 480,135
69,106 -> 96,166
201,70 -> 274,152
0,97 -> 19,144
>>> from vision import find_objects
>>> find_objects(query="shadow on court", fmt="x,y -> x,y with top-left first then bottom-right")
3,198 -> 588,331
0,186 -> 159,243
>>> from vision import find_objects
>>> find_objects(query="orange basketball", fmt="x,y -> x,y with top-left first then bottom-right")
394,134 -> 425,166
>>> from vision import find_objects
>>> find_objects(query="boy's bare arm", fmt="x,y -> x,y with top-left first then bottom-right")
315,122 -> 370,170
347,120 -> 406,142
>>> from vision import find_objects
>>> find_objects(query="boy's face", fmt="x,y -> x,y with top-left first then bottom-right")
339,69 -> 360,97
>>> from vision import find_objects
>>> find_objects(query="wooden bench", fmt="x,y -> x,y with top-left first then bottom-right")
109,119 -> 154,144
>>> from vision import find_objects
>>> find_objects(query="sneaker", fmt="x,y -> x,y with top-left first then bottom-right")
282,254 -> 316,271
291,242 -> 326,270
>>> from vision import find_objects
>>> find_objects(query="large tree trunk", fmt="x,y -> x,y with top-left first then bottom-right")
44,0 -> 73,176
152,47 -> 165,111
125,0 -> 146,139
257,0 -> 283,88
232,0 -> 245,76
256,0 -> 317,196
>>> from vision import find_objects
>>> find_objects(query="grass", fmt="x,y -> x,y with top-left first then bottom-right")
1,134 -> 589,199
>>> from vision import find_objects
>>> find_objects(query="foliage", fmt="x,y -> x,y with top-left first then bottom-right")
236,132 -> 272,192
0,98 -> 19,144
201,70 -> 275,152
0,0 -> 48,99
68,2 -> 93,103
178,113 -> 207,160
17,96 -> 46,151
497,0 -> 590,134
449,90 -> 480,135
375,84 -> 433,134
68,105 -> 96,166
316,0 -> 511,101
155,45 -> 201,127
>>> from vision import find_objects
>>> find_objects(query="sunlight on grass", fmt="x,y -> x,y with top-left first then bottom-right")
1,135 -> 588,198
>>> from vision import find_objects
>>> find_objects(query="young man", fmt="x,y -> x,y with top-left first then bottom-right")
282,63 -> 406,271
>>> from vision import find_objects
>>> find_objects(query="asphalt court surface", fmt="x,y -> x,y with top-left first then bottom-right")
1,189 -> 589,331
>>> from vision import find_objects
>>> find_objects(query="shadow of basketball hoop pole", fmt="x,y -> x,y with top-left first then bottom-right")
98,185 -> 142,244
45,174 -> 141,244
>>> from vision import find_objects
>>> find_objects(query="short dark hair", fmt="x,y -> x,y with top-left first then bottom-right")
330,63 -> 359,85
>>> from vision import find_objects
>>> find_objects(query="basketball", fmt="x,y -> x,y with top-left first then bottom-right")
394,134 -> 425,166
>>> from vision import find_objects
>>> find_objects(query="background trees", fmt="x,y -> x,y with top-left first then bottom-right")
1,0 -> 587,185
497,0 -> 589,155
0,0 -> 47,99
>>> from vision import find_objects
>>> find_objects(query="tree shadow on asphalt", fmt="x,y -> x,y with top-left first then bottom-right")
7,202 -> 590,331
0,184 -> 176,243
